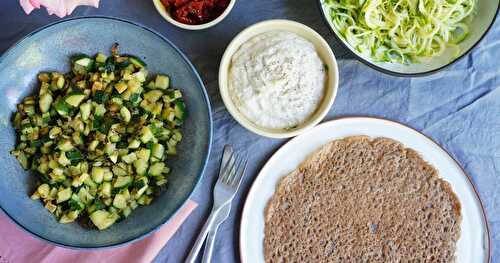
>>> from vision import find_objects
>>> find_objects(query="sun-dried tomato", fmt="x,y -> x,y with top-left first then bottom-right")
160,0 -> 230,25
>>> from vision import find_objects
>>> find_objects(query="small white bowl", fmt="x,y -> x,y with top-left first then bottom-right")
152,0 -> 236,30
219,19 -> 339,138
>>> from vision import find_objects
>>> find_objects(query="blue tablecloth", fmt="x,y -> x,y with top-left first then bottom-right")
1,1 -> 498,262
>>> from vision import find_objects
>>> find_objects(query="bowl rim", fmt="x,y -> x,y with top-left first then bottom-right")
218,19 -> 340,138
0,15 -> 213,250
316,0 -> 500,77
152,0 -> 236,30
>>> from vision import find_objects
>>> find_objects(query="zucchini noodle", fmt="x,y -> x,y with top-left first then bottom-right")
324,0 -> 476,63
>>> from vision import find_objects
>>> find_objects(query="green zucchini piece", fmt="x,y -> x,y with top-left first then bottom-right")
121,152 -> 137,164
77,187 -> 94,205
114,176 -> 133,188
151,143 -> 164,160
88,140 -> 99,152
132,70 -> 147,82
113,194 -> 127,209
12,151 -> 29,169
45,202 -> 57,213
104,143 -> 116,156
137,195 -> 152,205
155,75 -> 170,90
128,139 -> 141,149
140,126 -> 154,143
134,177 -> 149,199
64,93 -> 86,107
83,175 -> 97,189
89,210 -> 119,230
133,159 -> 148,176
128,55 -> 146,68
39,93 -> 53,113
120,107 -> 131,123
144,90 -> 163,103
79,102 -> 91,121
95,53 -> 107,63
100,182 -> 112,198
58,152 -> 71,166
68,194 -> 85,211
148,162 -> 165,177
91,167 -> 107,184
58,139 -> 74,152
103,169 -> 114,181
72,54 -> 92,65
60,210 -> 80,224
174,100 -> 187,121
136,148 -> 151,161
114,81 -> 128,94
122,207 -> 132,218
56,188 -> 72,203
37,184 -> 50,198
94,104 -> 107,116
109,153 -> 119,164
112,165 -> 127,177
54,100 -> 72,116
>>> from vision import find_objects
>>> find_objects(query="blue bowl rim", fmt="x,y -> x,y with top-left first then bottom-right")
0,15 -> 213,250
316,0 -> 500,77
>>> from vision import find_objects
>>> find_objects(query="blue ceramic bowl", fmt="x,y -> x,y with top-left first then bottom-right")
0,16 -> 212,248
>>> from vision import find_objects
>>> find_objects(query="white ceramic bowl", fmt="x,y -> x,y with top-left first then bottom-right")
219,20 -> 339,139
152,0 -> 236,30
318,0 -> 499,76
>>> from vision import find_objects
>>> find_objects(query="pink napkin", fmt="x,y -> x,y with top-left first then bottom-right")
0,200 -> 197,263
19,0 -> 100,18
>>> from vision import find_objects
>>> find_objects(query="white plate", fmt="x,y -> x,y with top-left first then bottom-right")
240,117 -> 490,263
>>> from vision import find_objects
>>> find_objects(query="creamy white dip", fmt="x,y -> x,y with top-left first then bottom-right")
228,31 -> 326,130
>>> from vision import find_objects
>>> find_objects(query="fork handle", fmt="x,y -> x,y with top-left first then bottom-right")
201,223 -> 221,263
185,210 -> 219,263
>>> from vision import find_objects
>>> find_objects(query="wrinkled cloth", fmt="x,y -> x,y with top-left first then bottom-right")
19,0 -> 99,17
0,200 -> 197,263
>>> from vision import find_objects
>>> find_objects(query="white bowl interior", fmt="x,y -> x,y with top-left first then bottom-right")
219,20 -> 339,138
320,0 -> 499,75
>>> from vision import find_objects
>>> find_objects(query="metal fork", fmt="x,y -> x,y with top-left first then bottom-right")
185,145 -> 247,263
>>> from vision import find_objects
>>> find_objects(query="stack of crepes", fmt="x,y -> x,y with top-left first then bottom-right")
19,0 -> 99,17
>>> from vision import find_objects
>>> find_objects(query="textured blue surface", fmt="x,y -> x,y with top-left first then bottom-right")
0,17 -> 211,248
0,1 -> 499,262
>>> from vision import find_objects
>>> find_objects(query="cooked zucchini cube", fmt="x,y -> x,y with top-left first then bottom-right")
56,188 -> 72,203
114,176 -> 133,188
39,93 -> 53,113
148,162 -> 165,177
91,167 -> 107,184
152,143 -> 164,160
64,93 -> 86,107
89,210 -> 119,230
133,159 -> 149,175
155,75 -> 170,90
144,90 -> 163,103
113,194 -> 127,209
100,182 -> 112,198
140,127 -> 154,143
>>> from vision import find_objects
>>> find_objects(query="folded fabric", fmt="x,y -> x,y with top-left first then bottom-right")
0,200 -> 197,263
19,0 -> 100,18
